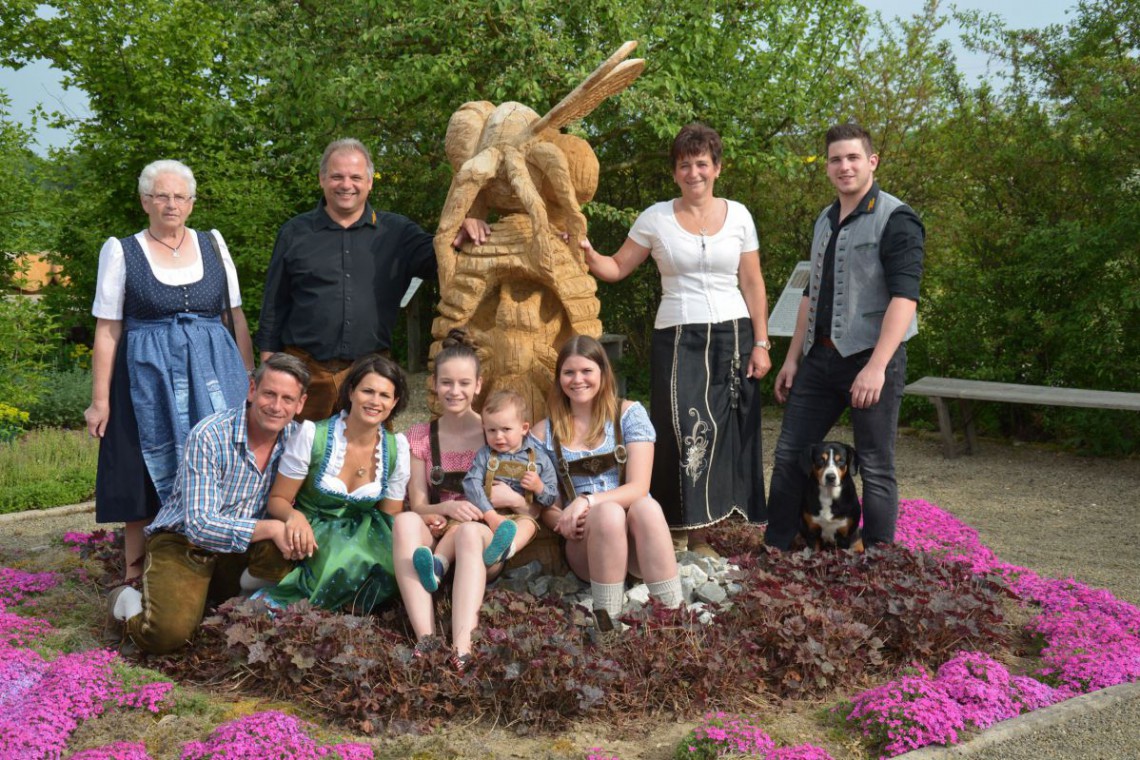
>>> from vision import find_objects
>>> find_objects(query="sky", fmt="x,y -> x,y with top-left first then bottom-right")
2,0 -> 1079,155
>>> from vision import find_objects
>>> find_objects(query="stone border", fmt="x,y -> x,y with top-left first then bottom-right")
895,679 -> 1140,758
0,501 -> 95,524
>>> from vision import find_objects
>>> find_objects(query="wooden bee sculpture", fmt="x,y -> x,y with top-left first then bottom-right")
431,42 -> 644,419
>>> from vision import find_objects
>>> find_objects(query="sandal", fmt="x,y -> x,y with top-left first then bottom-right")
449,652 -> 473,672
413,546 -> 443,592
482,520 -> 517,567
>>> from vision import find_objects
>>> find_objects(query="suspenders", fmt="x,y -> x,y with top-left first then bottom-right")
550,405 -> 628,502
483,448 -> 537,504
427,419 -> 467,504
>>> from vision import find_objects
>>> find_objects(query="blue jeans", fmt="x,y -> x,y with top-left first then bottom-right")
765,343 -> 908,549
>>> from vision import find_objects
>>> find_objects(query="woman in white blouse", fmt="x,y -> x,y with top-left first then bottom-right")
581,123 -> 771,552
84,160 -> 254,583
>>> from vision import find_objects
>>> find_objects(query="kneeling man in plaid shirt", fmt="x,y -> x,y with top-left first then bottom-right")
107,353 -> 310,653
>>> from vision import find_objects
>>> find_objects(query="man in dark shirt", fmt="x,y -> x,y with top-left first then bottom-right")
765,123 -> 924,549
257,138 -> 485,421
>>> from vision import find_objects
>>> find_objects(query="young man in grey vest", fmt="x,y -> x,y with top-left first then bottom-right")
765,123 -> 924,550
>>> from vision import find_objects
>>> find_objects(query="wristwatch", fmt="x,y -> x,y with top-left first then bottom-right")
753,340 -> 772,350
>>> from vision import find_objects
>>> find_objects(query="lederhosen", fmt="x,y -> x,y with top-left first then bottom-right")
550,406 -> 629,501
427,419 -> 467,504
483,447 -> 537,504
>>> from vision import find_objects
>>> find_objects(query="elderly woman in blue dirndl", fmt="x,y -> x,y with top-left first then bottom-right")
85,160 -> 254,583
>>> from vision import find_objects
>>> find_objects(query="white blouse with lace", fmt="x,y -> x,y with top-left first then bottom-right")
277,412 -> 410,501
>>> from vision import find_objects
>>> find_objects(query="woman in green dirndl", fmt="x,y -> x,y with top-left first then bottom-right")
258,354 -> 411,612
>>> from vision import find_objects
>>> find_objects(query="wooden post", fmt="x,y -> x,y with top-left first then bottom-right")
931,397 -> 957,458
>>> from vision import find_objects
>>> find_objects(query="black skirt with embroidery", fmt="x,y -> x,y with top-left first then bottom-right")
649,318 -> 766,528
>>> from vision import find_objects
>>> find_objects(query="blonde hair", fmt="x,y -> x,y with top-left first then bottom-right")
482,388 -> 529,422
546,335 -> 618,449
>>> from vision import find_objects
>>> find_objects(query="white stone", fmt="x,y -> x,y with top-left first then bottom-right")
696,581 -> 727,605
625,584 -> 651,606
680,576 -> 699,603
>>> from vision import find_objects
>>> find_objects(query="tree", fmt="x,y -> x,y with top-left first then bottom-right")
0,91 -> 48,272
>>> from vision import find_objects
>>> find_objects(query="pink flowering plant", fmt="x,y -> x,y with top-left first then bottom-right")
935,651 -> 1025,728
846,668 -> 966,756
180,711 -> 373,760
0,567 -> 174,760
843,500 -> 1139,756
675,711 -> 834,759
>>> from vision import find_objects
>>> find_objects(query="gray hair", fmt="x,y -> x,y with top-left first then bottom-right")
254,353 -> 312,394
138,160 -> 197,197
319,138 -> 374,177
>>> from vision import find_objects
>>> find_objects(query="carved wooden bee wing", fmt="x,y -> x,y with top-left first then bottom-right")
526,41 -> 645,138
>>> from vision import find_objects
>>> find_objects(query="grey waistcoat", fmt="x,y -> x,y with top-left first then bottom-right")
803,189 -> 918,357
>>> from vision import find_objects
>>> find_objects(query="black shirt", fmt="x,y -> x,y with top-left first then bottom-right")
257,199 -> 437,362
809,183 -> 925,339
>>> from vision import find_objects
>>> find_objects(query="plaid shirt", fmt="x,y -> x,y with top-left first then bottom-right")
147,405 -> 298,553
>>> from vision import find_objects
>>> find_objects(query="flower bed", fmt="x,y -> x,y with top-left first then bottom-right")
844,499 -> 1140,757
0,498 -> 1137,759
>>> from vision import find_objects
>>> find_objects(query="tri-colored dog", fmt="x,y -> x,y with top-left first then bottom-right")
799,441 -> 864,552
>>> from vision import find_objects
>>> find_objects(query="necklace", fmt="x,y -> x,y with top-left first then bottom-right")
349,454 -> 370,478
680,201 -> 717,235
146,227 -> 187,258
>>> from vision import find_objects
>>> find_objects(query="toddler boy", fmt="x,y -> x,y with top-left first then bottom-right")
466,390 -> 557,564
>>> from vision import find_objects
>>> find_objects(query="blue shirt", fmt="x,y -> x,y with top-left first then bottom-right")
462,434 -> 558,513
147,406 -> 298,553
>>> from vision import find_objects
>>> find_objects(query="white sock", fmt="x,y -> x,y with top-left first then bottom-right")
435,555 -> 450,577
590,581 -> 625,618
113,587 -> 143,621
648,576 -> 683,609
240,569 -> 276,593
505,541 -> 517,561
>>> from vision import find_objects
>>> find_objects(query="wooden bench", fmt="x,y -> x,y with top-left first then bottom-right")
904,376 -> 1140,457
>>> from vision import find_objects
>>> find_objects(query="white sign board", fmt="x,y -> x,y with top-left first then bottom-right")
768,261 -> 812,338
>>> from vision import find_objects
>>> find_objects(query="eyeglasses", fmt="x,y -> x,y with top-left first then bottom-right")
145,193 -> 195,206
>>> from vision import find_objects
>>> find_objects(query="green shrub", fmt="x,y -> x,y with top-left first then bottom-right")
0,402 -> 29,443
0,297 -> 60,410
0,428 -> 97,513
26,368 -> 91,430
